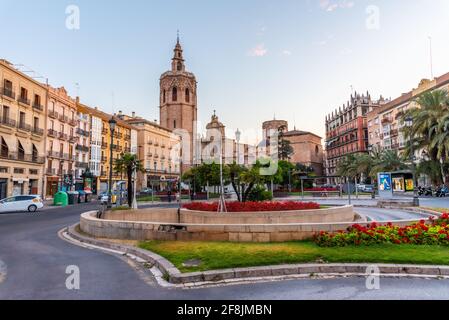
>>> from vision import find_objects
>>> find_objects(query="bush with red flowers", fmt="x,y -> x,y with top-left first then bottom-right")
314,213 -> 449,247
183,201 -> 320,212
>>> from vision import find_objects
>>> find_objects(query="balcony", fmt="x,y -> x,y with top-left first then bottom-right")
101,142 -> 108,149
100,171 -> 107,177
0,117 -> 16,128
76,128 -> 90,137
0,152 -> 44,164
1,87 -> 15,99
68,135 -> 77,143
59,132 -> 68,140
32,127 -> 44,136
59,115 -> 69,123
17,122 -> 32,132
18,96 -> 31,106
32,103 -> 44,112
48,110 -> 58,119
381,117 -> 393,125
147,153 -> 153,158
101,156 -> 107,162
161,143 -> 166,148
48,129 -> 58,137
46,168 -> 57,175
76,145 -> 89,153
148,140 -> 153,145
390,129 -> 399,137
68,118 -> 78,126
154,142 -> 160,147
125,134 -> 131,140
76,161 -> 89,169
102,128 -> 108,135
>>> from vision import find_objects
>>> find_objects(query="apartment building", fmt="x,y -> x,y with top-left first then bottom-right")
325,92 -> 386,182
44,86 -> 78,197
0,60 -> 46,198
74,107 -> 91,189
368,75 -> 449,153
77,103 -> 137,194
122,112 -> 181,191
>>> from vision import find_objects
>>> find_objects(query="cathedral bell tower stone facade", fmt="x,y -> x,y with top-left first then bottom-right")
159,36 -> 198,168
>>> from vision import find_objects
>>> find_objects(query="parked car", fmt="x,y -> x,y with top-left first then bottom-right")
0,195 -> 44,213
139,188 -> 153,195
97,192 -> 108,200
357,184 -> 375,193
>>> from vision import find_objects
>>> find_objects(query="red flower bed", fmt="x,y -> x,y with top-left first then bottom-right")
314,213 -> 449,247
183,201 -> 320,212
305,188 -> 338,192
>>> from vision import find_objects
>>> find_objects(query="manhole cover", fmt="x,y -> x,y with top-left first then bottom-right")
182,259 -> 202,267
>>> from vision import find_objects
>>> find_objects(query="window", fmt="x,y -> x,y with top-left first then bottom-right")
19,112 -> 25,127
34,94 -> 41,107
20,87 -> 28,101
172,87 -> 177,102
34,117 -> 39,130
32,144 -> 38,161
163,90 -> 166,103
1,137 -> 8,157
185,88 -> 190,103
18,141 -> 25,160
2,106 -> 9,120
173,120 -> 176,129
177,61 -> 182,71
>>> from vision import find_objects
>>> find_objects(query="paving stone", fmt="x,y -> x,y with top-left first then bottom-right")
270,265 -> 299,276
170,272 -> 204,284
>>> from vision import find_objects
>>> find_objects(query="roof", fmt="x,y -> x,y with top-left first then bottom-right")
283,130 -> 322,139
76,102 -> 137,130
125,117 -> 173,134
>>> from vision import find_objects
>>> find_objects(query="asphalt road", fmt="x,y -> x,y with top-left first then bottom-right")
1,202 -> 449,300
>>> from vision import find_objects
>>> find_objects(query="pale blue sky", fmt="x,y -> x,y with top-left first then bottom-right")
2,0 -> 449,142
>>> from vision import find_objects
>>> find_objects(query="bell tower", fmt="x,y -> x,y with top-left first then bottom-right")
160,34 -> 198,166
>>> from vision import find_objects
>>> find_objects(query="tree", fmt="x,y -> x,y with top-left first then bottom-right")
369,150 -> 408,176
114,153 -> 144,207
277,125 -> 294,161
402,89 -> 449,184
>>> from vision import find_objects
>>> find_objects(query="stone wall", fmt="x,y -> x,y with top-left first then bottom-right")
80,206 -> 425,243
103,206 -> 355,225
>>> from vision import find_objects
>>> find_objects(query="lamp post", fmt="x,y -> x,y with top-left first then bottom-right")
405,116 -> 419,207
218,136 -> 227,212
59,160 -> 65,192
235,128 -> 241,200
107,117 -> 117,210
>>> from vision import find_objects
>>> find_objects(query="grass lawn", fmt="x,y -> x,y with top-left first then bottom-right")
138,240 -> 449,273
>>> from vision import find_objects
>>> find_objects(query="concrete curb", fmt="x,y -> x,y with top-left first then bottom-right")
64,223 -> 449,285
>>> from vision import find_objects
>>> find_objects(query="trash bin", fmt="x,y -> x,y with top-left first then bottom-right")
78,190 -> 86,204
84,191 -> 92,203
67,191 -> 79,205
53,192 -> 68,207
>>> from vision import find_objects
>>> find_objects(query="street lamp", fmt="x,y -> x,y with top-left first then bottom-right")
107,117 -> 117,210
218,136 -> 227,213
59,160 -> 65,192
235,129 -> 242,200
405,116 -> 419,206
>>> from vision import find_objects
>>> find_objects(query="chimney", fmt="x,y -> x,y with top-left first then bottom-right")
132,111 -> 136,118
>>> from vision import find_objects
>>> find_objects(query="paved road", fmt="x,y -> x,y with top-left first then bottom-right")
354,207 -> 430,222
1,202 -> 449,300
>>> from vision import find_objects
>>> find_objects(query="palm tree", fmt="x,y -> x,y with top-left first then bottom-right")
336,154 -> 358,178
402,90 -> 449,183
114,153 -> 144,207
369,150 -> 408,177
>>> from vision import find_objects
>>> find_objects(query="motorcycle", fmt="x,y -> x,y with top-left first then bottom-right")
418,186 -> 433,197
435,186 -> 449,198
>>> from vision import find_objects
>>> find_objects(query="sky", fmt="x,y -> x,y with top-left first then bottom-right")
2,0 -> 449,144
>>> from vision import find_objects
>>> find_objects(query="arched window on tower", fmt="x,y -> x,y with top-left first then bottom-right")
163,90 -> 166,103
185,88 -> 190,103
177,61 -> 182,71
172,87 -> 178,102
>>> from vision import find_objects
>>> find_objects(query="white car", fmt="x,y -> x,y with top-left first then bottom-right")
0,195 -> 44,213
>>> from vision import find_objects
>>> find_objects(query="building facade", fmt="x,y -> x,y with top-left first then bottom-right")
262,119 -> 324,175
159,37 -> 197,168
325,92 -> 386,182
74,106 -> 91,189
77,103 -> 137,194
44,86 -> 78,198
121,113 -> 181,191
0,60 -> 46,199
